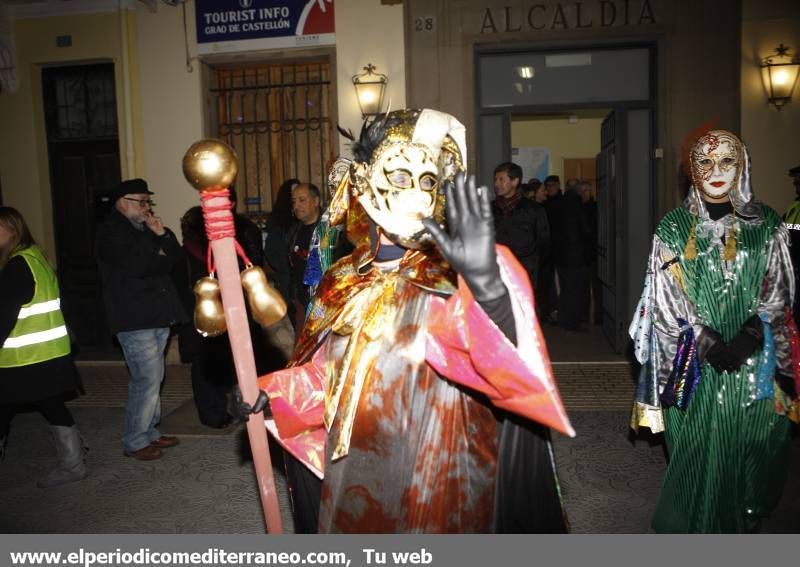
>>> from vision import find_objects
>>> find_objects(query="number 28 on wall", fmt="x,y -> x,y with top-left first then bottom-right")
414,17 -> 435,32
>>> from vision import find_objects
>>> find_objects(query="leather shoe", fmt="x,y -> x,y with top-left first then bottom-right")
150,436 -> 179,449
124,445 -> 162,461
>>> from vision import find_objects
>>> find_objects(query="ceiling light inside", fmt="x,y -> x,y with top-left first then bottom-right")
517,66 -> 535,79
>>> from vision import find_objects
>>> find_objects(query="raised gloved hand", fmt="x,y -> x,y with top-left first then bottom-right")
422,172 -> 507,302
232,385 -> 270,422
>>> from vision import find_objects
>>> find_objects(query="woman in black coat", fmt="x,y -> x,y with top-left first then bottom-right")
0,206 -> 87,487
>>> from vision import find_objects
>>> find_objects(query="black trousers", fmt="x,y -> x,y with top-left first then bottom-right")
557,263 -> 588,330
537,258 -> 558,320
191,320 -> 277,427
191,334 -> 235,427
0,394 -> 75,438
284,452 -> 322,533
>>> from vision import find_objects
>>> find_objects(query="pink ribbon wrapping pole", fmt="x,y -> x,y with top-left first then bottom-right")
202,191 -> 283,534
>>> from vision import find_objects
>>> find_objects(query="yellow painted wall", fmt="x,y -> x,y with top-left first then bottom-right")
0,10 -> 136,262
0,0 -> 406,263
740,0 -> 800,214
335,0 -> 405,149
133,2 -> 203,235
510,116 -> 604,182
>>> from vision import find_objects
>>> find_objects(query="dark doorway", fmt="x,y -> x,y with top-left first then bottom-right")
42,62 -> 121,357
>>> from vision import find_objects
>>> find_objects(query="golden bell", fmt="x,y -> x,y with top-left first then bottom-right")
182,139 -> 238,192
193,276 -> 227,337
241,265 -> 287,327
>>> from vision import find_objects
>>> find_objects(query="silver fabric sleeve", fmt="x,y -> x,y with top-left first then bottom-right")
758,224 -> 795,375
649,235 -> 701,387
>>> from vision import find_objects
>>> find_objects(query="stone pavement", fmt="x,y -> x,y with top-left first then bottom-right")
0,361 -> 797,533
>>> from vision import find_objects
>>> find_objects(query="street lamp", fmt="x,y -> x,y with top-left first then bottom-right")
352,63 -> 388,117
760,44 -> 800,110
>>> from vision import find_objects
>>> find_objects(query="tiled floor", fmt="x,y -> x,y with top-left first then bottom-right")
1,361 -> 797,533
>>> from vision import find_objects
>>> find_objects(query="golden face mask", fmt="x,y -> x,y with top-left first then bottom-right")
690,130 -> 743,200
352,110 -> 465,249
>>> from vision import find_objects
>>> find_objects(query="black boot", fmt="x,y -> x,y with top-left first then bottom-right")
37,425 -> 88,488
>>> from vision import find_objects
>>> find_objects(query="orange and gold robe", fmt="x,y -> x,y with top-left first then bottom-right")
258,245 -> 573,532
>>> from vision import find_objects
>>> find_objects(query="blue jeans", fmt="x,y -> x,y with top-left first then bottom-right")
117,327 -> 170,452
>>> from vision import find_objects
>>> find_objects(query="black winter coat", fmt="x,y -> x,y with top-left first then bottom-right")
492,198 -> 551,288
96,209 -> 187,334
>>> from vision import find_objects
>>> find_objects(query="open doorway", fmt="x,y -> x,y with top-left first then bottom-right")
510,110 -> 621,362
476,44 -> 656,360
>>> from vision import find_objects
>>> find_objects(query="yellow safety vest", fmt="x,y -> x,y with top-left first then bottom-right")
784,201 -> 800,225
0,246 -> 70,367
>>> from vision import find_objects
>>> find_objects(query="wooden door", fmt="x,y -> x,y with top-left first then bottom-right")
42,63 -> 121,356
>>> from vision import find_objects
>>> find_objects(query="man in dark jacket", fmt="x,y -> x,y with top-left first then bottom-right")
556,178 -> 587,331
96,179 -> 187,461
286,182 -> 321,332
540,175 -> 564,323
491,162 -> 550,294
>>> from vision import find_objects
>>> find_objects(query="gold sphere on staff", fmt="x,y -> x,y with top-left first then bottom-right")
182,139 -> 238,191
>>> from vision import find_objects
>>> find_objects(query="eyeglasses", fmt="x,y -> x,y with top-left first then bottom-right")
122,197 -> 155,208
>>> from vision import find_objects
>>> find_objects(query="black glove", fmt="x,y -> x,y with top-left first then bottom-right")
232,386 -> 270,422
723,314 -> 763,370
697,326 -> 724,367
422,172 -> 507,303
702,315 -> 763,373
700,326 -> 739,373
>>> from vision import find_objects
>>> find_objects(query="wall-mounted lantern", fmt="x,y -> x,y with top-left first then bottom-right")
760,44 -> 800,110
352,63 -> 388,117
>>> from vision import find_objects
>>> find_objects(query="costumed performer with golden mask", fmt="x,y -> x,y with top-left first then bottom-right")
630,129 -> 799,532
239,108 -> 574,533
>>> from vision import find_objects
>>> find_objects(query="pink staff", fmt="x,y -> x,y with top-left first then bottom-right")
182,139 -> 285,533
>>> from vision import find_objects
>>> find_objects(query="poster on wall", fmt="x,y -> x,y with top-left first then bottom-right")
512,147 -> 550,182
195,0 -> 335,55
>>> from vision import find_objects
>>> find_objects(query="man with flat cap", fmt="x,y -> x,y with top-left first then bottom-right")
96,179 -> 187,460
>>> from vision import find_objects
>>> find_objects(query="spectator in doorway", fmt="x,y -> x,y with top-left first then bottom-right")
264,178 -> 300,301
557,177 -> 587,331
0,206 -> 88,487
579,181 -> 601,325
564,177 -> 580,194
492,162 -> 550,294
540,175 -> 564,324
287,182 -> 322,332
522,177 -> 542,201
96,179 -> 186,461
